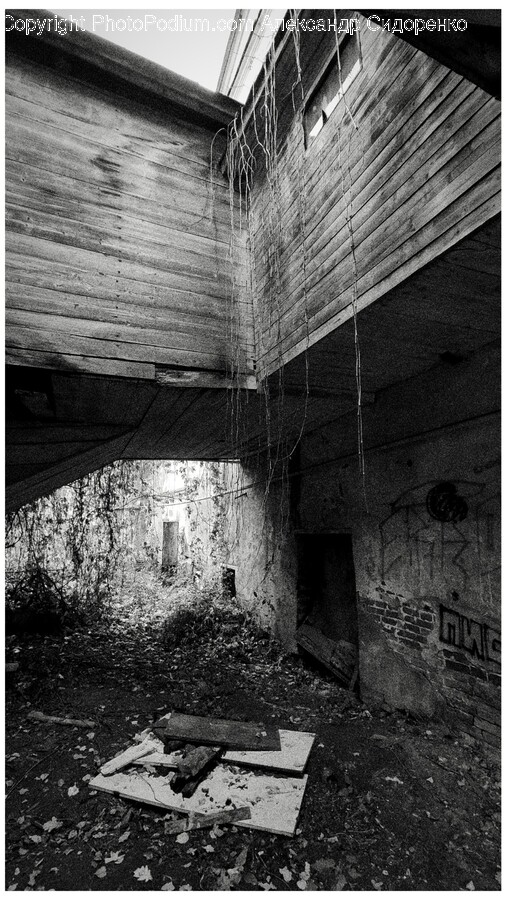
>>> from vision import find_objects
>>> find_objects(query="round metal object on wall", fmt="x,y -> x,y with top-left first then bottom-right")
426,482 -> 468,523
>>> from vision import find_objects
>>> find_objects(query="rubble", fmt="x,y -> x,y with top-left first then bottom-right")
90,714 -> 315,837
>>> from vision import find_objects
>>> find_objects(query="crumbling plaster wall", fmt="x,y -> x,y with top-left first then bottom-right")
223,461 -> 298,650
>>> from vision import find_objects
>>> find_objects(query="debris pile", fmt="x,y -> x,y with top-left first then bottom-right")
90,712 -> 315,837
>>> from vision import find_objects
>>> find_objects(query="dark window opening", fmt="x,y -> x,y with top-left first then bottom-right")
303,32 -> 361,146
223,566 -> 236,597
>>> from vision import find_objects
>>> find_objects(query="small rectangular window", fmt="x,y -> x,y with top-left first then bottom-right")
304,32 -> 361,146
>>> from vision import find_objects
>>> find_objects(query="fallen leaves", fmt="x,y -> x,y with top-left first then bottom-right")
104,851 -> 124,865
28,868 -> 42,886
42,817 -> 62,833
134,865 -> 153,882
313,858 -> 336,874
4,586 -> 501,894
296,863 -> 312,890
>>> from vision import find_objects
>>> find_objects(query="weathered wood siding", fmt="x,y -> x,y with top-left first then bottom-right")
249,14 -> 501,379
6,52 -> 253,380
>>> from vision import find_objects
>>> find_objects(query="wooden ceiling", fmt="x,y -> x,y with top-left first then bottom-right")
4,13 -> 500,510
6,216 -> 500,510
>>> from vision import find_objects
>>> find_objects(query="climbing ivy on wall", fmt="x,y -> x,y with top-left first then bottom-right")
5,460 -> 236,622
5,460 -> 160,620
180,461 -> 230,587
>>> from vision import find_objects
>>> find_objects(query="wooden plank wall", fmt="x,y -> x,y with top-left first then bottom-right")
5,52 -> 254,381
248,13 -> 501,379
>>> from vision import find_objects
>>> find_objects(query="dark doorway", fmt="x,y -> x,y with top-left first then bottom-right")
222,566 -> 236,597
162,520 -> 179,570
296,533 -> 358,645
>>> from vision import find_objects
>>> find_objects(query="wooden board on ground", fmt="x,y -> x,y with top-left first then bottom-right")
296,623 -> 358,686
158,713 -> 281,751
223,728 -> 315,775
100,737 -> 160,776
89,765 -> 308,837
133,752 -> 179,769
164,806 -> 251,834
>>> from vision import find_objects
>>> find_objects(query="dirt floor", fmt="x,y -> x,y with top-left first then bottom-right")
5,588 -> 501,892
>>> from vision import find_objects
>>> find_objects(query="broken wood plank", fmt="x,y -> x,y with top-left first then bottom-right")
164,806 -> 251,834
89,764 -> 308,837
133,752 -> 180,769
27,711 -> 95,728
171,745 -> 222,797
223,729 -> 315,775
159,713 -> 281,751
176,745 -> 221,778
296,623 -> 358,686
100,737 -> 159,776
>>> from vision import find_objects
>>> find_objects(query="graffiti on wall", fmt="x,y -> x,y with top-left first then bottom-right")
440,603 -> 501,666
379,478 -> 500,600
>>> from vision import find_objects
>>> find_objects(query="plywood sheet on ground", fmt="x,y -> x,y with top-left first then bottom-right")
89,765 -> 307,836
223,728 -> 315,774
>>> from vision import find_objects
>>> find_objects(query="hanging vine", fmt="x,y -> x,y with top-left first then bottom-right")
218,8 -> 369,533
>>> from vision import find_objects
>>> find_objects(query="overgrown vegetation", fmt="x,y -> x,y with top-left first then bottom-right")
159,582 -> 272,655
5,461 -> 151,627
5,460 -> 238,635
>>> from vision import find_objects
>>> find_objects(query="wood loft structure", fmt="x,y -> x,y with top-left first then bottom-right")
5,9 -> 500,511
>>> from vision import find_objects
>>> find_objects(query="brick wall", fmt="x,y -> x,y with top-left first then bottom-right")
361,586 -> 501,757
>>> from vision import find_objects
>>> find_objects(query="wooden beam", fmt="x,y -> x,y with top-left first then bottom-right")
359,9 -> 501,98
155,367 -> 257,390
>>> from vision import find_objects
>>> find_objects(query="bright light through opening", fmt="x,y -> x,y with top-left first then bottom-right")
51,9 -> 234,91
